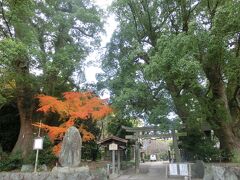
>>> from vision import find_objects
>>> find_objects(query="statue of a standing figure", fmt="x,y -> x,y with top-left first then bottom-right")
59,126 -> 82,167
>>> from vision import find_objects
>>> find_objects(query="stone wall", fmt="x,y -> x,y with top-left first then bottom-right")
0,167 -> 107,180
203,164 -> 240,180
167,161 -> 240,179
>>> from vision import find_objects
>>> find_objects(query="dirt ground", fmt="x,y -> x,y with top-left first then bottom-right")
81,160 -> 111,171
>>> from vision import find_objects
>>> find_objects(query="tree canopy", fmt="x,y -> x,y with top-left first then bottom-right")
98,0 -> 240,159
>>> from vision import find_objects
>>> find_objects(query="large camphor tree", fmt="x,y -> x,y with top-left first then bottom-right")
0,0 -> 103,159
99,0 -> 240,159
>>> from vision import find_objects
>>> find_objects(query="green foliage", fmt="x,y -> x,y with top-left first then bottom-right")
0,39 -> 27,66
0,0 -> 104,99
231,149 -> 240,163
180,131 -> 221,162
0,152 -> 22,172
0,136 -> 57,171
37,136 -> 57,165
76,118 -> 101,161
82,140 -> 99,161
33,0 -> 104,96
107,116 -> 133,138
99,0 -> 240,158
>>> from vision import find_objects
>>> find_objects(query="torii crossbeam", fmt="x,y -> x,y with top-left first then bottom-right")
122,125 -> 187,173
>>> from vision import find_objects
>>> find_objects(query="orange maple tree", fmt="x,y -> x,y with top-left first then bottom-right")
33,91 -> 112,155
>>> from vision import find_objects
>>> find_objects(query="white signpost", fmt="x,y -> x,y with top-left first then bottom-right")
33,120 -> 43,173
109,143 -> 118,174
33,137 -> 43,150
169,164 -> 178,176
167,163 -> 191,179
179,164 -> 188,176
109,143 -> 118,151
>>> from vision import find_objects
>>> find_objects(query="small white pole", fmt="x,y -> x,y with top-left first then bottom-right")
34,149 -> 39,173
34,120 -> 42,173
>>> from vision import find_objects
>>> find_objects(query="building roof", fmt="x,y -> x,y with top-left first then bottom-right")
98,136 -> 127,145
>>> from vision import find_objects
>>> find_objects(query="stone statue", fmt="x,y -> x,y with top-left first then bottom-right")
59,126 -> 82,167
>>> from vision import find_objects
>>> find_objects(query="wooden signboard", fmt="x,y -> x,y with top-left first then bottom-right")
109,143 -> 118,151
33,137 -> 43,150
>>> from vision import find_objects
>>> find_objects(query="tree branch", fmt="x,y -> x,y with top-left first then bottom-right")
234,85 -> 240,111
72,26 -> 94,38
128,1 -> 142,44
0,0 -> 13,37
236,33 -> 240,57
133,51 -> 150,64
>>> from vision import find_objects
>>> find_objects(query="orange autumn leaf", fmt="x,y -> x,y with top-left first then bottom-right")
33,91 -> 112,155
33,123 -> 66,142
53,143 -> 62,156
79,125 -> 95,141
36,95 -> 67,118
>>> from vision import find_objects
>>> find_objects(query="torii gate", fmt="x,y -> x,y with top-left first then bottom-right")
122,125 -> 187,173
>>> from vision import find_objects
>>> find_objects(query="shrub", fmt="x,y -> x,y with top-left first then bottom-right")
231,149 -> 240,163
0,151 -> 22,171
38,136 -> 57,165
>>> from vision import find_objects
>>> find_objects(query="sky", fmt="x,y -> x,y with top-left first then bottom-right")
84,0 -> 117,83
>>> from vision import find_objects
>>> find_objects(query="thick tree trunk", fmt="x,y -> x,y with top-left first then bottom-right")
11,86 -> 34,159
203,64 -> 240,157
166,80 -> 190,123
215,124 -> 240,159
10,3 -> 35,158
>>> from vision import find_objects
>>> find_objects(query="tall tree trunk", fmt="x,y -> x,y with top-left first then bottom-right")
12,86 -> 34,158
203,63 -> 240,156
215,124 -> 240,159
11,10 -> 34,158
11,55 -> 34,159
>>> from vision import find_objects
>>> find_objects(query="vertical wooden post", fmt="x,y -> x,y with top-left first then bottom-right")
135,139 -> 140,173
172,129 -> 181,162
112,150 -> 115,174
118,150 -> 120,173
133,145 -> 135,161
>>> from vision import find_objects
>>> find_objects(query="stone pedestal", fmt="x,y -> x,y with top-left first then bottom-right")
51,166 -> 91,180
